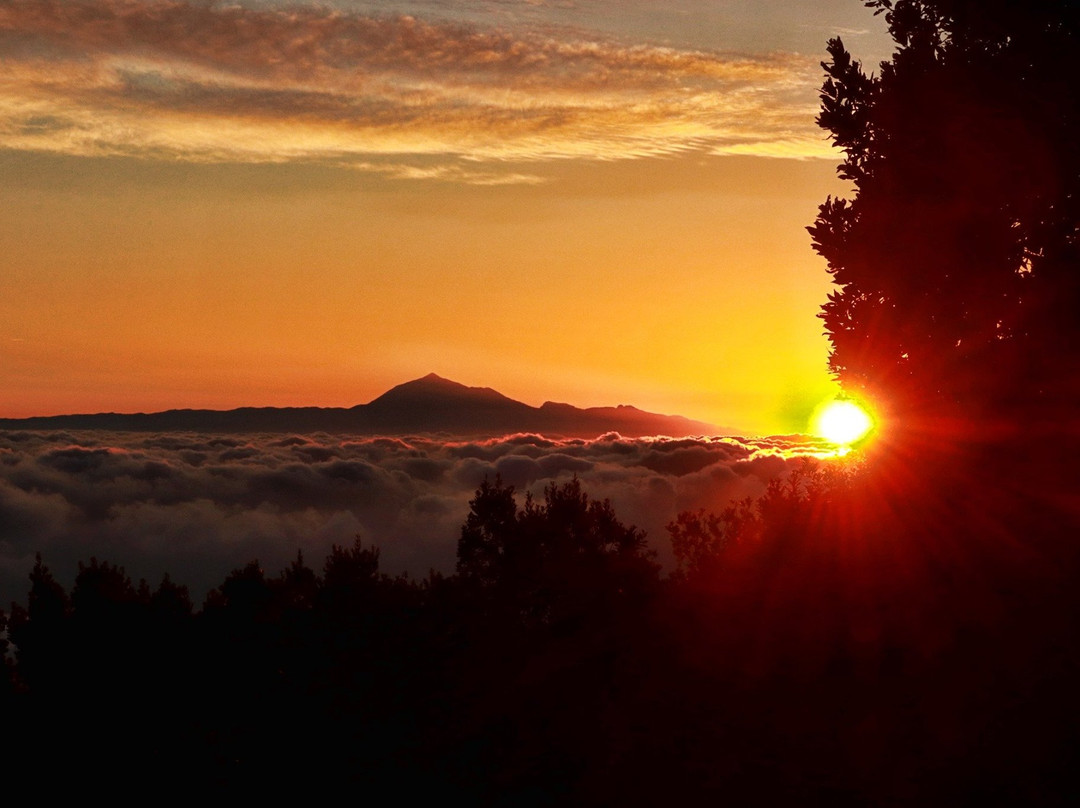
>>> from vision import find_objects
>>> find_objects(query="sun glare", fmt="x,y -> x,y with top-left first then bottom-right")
813,398 -> 875,446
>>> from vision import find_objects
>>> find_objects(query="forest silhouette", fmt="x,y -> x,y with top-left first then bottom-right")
2,2 -> 1078,802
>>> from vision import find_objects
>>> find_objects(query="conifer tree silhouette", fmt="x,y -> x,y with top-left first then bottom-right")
809,1 -> 1079,429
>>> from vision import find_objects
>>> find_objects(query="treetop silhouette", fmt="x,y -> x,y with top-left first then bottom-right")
810,0 -> 1079,430
458,476 -> 657,628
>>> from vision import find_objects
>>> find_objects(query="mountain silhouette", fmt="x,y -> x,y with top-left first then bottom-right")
369,373 -> 514,407
0,373 -> 722,438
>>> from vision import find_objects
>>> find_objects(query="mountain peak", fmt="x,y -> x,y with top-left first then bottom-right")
366,374 -> 521,409
397,373 -> 464,392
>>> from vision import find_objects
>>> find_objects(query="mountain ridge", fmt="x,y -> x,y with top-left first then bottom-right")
0,373 -> 725,438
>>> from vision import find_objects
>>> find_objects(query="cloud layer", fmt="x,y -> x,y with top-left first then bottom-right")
0,0 -> 829,175
0,428 -> 833,604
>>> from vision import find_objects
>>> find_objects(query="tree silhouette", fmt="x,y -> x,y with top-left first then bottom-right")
70,557 -> 139,618
6,553 -> 70,693
457,476 -> 657,628
809,0 -> 1079,430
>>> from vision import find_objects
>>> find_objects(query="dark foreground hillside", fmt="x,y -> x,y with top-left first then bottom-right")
2,450 -> 1078,804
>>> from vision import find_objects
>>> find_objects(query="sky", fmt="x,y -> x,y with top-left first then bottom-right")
0,0 -> 895,435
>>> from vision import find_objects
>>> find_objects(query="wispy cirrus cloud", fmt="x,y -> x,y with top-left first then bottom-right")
0,0 -> 831,176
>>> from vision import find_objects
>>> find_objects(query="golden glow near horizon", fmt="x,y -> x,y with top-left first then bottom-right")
812,398 -> 876,447
0,1 -> 894,435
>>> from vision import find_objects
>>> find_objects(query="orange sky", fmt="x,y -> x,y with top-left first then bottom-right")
0,1 -> 892,435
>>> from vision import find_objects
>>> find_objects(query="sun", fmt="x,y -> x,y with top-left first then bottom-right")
812,398 -> 875,446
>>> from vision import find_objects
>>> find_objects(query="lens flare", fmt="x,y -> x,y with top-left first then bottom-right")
812,398 -> 875,446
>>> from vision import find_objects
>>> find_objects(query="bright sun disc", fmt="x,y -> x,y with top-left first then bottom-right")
813,399 -> 874,446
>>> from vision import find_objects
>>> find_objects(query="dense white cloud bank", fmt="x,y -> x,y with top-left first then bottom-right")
0,429 -> 832,604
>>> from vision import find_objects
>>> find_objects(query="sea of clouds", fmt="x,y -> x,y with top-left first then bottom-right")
0,429 -> 831,606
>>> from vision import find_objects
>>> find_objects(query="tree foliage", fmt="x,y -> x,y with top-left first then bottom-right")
4,464 -> 1079,802
458,475 -> 657,627
810,0 -> 1080,424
